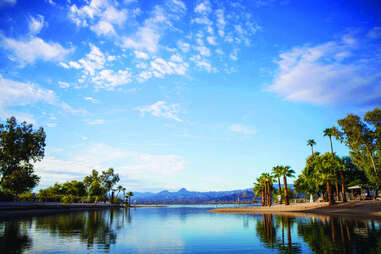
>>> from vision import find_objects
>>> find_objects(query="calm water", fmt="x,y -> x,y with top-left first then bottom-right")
1,204 -> 381,254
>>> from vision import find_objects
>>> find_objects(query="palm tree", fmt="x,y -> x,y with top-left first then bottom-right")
317,153 -> 337,206
116,185 -> 124,198
324,127 -> 340,201
262,173 -> 274,207
127,191 -> 134,206
253,179 -> 265,206
279,166 -> 295,205
307,139 -> 316,156
272,166 -> 283,204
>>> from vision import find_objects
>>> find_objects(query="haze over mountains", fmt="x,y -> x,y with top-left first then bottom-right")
132,188 -> 255,204
131,185 -> 297,204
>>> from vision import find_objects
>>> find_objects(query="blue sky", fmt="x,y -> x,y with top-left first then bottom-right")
0,0 -> 380,192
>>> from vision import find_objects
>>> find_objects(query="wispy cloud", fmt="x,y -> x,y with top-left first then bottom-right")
267,28 -> 381,106
1,36 -> 72,66
86,119 -> 104,125
28,15 -> 45,35
135,101 -> 182,122
35,143 -> 185,187
84,97 -> 98,103
229,124 -> 256,135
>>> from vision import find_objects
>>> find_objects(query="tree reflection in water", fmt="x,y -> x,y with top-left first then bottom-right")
297,215 -> 381,254
255,213 -> 381,254
33,209 -> 127,250
255,214 -> 301,253
0,220 -> 32,254
0,208 -> 131,253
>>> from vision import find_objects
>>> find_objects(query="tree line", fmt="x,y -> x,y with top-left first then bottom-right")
254,107 -> 381,206
0,116 -> 133,204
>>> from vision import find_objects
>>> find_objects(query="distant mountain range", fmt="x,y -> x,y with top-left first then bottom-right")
131,185 -> 297,204
131,188 -> 255,204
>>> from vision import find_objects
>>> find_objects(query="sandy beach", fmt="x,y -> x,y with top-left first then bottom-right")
209,200 -> 381,219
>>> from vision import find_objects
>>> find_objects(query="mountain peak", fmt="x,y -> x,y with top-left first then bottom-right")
178,188 -> 188,192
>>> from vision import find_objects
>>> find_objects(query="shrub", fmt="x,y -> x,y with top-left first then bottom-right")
61,194 -> 74,204
0,191 -> 14,201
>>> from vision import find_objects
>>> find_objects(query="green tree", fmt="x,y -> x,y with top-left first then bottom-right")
307,139 -> 316,156
253,177 -> 266,206
83,169 -> 101,192
116,185 -> 125,198
101,168 -> 120,199
317,153 -> 340,206
295,153 -> 321,202
338,108 -> 381,187
126,191 -> 134,206
278,166 -> 295,205
88,180 -> 106,201
0,117 -> 45,194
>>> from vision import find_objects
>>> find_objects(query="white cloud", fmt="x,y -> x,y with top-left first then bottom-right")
86,119 -> 104,125
206,36 -> 217,45
170,54 -> 183,62
267,30 -> 381,105
1,36 -> 72,65
78,44 -> 106,75
35,143 -> 185,187
121,26 -> 160,53
194,0 -> 211,14
47,123 -> 57,128
69,0 -> 127,34
367,27 -> 381,39
0,75 -> 56,120
0,75 -> 57,108
215,9 -> 225,37
84,97 -> 98,103
134,50 -> 149,59
91,20 -> 116,36
57,81 -> 70,88
28,15 -> 45,35
92,68 -> 132,90
135,101 -> 182,122
229,124 -> 256,135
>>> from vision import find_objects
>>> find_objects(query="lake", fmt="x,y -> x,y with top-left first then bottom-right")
1,204 -> 381,253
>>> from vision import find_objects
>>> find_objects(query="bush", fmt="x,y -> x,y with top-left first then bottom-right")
0,191 -> 14,201
18,192 -> 34,201
61,195 -> 74,204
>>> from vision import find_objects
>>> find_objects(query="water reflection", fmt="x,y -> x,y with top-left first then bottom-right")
0,220 -> 32,254
254,213 -> 381,254
297,215 -> 381,254
1,206 -> 381,253
255,214 -> 301,253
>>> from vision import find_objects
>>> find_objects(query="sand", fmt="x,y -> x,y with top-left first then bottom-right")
209,200 -> 381,219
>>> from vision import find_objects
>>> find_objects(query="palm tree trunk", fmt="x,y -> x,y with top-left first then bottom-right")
327,180 -> 334,206
283,175 -> 289,205
286,216 -> 291,248
340,171 -> 347,202
278,177 -> 282,204
264,183 -> 268,206
267,181 -> 272,207
261,189 -> 265,206
311,145 -> 314,155
329,136 -> 340,201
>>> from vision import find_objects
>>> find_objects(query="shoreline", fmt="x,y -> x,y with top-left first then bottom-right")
209,200 -> 381,219
0,201 -> 123,218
